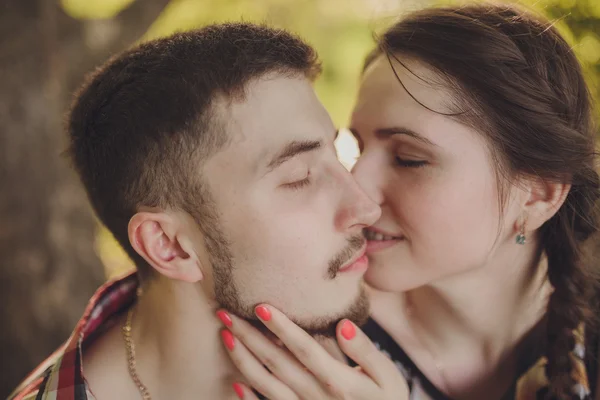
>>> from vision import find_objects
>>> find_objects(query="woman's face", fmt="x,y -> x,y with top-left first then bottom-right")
350,55 -> 524,292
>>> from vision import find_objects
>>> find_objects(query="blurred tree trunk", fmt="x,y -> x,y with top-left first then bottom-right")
0,0 -> 168,397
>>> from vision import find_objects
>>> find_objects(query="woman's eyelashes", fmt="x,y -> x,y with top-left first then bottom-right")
394,156 -> 428,168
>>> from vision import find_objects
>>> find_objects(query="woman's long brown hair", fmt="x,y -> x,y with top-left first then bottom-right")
367,4 -> 600,399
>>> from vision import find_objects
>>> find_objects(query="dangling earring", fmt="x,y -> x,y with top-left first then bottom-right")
516,219 -> 526,245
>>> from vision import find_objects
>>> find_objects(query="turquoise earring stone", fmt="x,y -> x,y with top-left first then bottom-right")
516,233 -> 526,245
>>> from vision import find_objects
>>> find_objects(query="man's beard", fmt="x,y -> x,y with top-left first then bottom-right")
201,214 -> 370,338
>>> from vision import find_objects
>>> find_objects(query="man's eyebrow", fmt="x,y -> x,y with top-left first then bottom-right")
375,127 -> 437,147
266,140 -> 322,172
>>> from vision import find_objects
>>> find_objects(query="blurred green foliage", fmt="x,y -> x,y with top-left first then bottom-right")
61,0 -> 135,19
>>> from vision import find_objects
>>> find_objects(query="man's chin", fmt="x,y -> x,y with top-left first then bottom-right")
244,293 -> 370,339
246,317 -> 340,339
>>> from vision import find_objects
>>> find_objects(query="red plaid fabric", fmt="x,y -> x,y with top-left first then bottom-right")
9,272 -> 139,400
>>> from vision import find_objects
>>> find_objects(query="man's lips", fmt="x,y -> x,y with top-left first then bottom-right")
338,245 -> 368,273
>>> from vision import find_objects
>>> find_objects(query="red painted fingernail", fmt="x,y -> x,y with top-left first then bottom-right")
216,310 -> 232,327
255,305 -> 272,321
341,320 -> 356,340
221,329 -> 235,350
232,382 -> 244,399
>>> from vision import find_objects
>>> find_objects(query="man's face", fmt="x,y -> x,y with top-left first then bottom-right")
200,74 -> 381,335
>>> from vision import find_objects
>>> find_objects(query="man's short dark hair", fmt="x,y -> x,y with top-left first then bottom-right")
67,23 -> 321,277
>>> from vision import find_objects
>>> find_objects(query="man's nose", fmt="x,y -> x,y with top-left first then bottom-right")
351,153 -> 385,207
335,168 -> 381,231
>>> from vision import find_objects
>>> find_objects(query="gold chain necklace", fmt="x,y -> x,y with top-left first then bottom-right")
122,307 -> 152,400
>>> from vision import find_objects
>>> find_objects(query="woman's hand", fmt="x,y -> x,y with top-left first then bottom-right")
217,305 -> 409,400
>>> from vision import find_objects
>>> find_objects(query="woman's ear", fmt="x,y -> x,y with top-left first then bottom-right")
128,211 -> 203,282
520,178 -> 571,231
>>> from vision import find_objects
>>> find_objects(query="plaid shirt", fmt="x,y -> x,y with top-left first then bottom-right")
9,272 -> 139,400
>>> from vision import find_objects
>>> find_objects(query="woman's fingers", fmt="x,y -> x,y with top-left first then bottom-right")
318,335 -> 348,363
221,307 -> 410,400
253,304 -> 347,384
221,329 -> 299,400
232,382 -> 260,400
336,320 -> 409,394
218,311 -> 330,399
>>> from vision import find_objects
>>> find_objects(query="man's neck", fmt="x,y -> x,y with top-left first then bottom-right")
131,277 -> 241,399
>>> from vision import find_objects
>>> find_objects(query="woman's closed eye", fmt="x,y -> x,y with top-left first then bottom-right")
395,156 -> 428,168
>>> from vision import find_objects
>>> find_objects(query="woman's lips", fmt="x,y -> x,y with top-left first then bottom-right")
366,238 -> 403,253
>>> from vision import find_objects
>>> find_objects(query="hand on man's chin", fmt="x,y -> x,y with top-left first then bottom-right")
244,316 -> 348,364
245,318 -> 281,343
244,315 -> 339,340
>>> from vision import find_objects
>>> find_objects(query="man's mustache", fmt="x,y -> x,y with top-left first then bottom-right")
327,234 -> 366,279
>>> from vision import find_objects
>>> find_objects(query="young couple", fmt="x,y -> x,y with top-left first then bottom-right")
11,3 -> 600,400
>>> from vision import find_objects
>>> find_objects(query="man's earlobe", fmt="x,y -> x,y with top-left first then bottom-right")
128,212 -> 203,282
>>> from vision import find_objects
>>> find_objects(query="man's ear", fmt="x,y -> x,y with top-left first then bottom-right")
520,177 -> 571,232
128,211 -> 203,282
